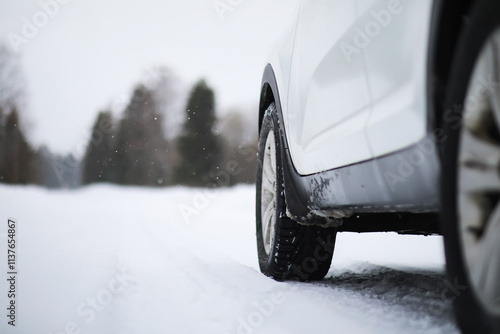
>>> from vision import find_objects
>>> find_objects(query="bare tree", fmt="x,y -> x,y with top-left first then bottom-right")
0,43 -> 25,112
217,109 -> 258,185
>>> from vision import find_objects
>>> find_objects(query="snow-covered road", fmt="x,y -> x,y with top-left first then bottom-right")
0,185 -> 459,333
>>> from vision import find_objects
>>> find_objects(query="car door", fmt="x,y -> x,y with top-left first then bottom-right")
358,0 -> 434,157
285,0 -> 373,175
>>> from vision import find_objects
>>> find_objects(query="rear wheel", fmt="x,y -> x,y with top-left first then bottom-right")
442,1 -> 500,332
256,103 -> 336,281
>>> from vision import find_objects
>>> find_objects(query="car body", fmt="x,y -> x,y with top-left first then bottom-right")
260,0 -> 443,226
255,0 -> 500,333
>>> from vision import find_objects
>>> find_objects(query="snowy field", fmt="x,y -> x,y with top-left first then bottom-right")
0,184 -> 458,334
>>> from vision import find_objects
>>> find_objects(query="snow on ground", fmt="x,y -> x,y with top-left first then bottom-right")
0,184 -> 458,334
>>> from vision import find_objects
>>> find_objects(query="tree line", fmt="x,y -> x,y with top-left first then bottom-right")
81,79 -> 256,187
0,44 -> 257,188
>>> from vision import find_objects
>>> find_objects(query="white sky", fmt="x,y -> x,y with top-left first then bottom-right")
0,0 -> 300,154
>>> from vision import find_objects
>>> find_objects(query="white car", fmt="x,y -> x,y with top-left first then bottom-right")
255,0 -> 500,333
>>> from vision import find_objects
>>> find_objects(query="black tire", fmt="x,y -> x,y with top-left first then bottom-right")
441,1 -> 500,333
256,103 -> 337,281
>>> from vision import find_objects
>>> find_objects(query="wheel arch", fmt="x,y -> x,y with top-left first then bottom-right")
259,64 -> 281,134
258,64 -> 313,222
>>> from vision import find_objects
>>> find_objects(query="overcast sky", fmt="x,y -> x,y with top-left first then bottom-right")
0,0 -> 299,154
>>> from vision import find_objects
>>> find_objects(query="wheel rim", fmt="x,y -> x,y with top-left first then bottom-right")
261,130 -> 277,255
458,28 -> 500,316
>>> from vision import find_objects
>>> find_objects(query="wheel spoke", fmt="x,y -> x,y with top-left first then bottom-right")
270,144 -> 276,175
469,202 -> 500,310
262,192 -> 275,245
459,129 -> 500,193
459,193 -> 489,241
489,34 -> 500,131
262,177 -> 274,193
262,154 -> 275,193
460,127 -> 500,168
459,160 -> 500,193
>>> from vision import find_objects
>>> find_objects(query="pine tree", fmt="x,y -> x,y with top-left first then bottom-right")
175,79 -> 222,186
113,84 -> 169,186
0,109 -> 39,184
0,44 -> 24,111
82,111 -> 115,184
0,44 -> 39,185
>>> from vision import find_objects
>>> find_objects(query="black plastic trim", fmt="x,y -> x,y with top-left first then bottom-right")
427,0 -> 475,131
260,64 -> 312,219
338,212 -> 440,235
282,134 -> 441,219
426,0 -> 445,132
